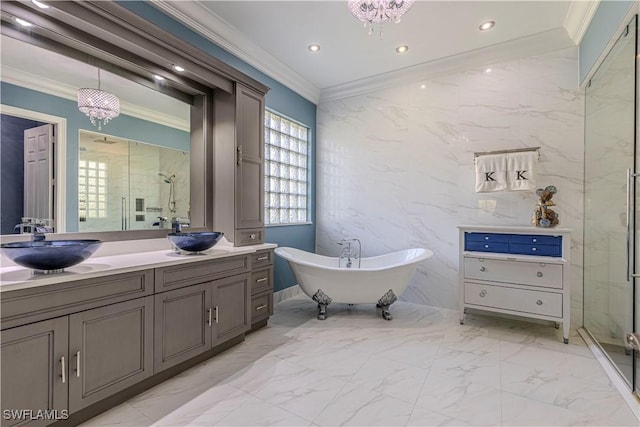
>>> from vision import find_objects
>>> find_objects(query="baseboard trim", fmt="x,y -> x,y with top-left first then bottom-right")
273,285 -> 301,304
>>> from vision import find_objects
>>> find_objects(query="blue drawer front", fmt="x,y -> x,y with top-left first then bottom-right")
465,233 -> 510,243
509,243 -> 561,257
509,234 -> 561,246
465,241 -> 510,253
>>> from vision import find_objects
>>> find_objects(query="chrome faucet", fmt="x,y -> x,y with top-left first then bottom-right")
32,226 -> 52,242
337,238 -> 361,268
171,217 -> 190,233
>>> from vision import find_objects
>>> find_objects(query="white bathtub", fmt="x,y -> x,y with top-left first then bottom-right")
274,247 -> 433,320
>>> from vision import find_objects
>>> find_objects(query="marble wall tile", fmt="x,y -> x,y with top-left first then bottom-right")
316,47 -> 585,327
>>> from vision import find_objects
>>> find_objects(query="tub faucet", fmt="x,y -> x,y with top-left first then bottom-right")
337,238 -> 361,268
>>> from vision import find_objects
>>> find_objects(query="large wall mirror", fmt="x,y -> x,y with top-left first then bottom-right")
0,0 -> 272,242
1,34 -> 193,234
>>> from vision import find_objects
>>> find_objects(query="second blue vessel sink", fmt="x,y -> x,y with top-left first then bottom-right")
167,232 -> 224,253
0,239 -> 102,273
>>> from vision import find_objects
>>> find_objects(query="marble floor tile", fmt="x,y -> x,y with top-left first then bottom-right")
78,295 -> 639,427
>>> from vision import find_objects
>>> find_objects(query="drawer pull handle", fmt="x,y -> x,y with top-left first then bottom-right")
60,356 -> 66,384
537,272 -> 543,277
532,247 -> 537,251
257,256 -> 269,261
479,290 -> 487,297
536,300 -> 543,305
480,267 -> 486,272
256,277 -> 268,283
75,351 -> 81,378
256,304 -> 268,311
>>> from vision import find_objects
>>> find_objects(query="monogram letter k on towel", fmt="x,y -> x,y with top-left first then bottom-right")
475,154 -> 507,192
506,151 -> 537,191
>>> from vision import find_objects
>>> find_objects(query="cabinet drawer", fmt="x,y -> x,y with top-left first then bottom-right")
250,291 -> 273,324
509,243 -> 561,257
465,241 -> 509,253
1,270 -> 153,330
235,228 -> 264,246
464,282 -> 562,318
251,250 -> 273,268
509,234 -> 562,246
251,267 -> 273,295
464,257 -> 563,289
465,233 -> 510,243
155,255 -> 249,292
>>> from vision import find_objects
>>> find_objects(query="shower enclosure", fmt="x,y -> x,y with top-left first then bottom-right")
583,15 -> 638,397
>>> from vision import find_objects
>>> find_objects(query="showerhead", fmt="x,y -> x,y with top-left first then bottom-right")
158,172 -> 175,184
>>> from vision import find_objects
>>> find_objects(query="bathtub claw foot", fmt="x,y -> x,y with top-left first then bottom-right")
312,289 -> 332,320
378,290 -> 397,321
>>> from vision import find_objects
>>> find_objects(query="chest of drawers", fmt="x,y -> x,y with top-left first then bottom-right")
458,226 -> 571,343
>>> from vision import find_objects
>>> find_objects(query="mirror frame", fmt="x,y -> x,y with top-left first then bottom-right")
0,0 -> 268,242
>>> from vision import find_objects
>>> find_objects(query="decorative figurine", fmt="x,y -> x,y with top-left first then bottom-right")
532,185 -> 559,227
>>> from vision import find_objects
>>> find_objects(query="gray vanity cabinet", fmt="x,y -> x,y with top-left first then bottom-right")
214,83 -> 266,246
153,272 -> 251,373
68,296 -> 154,412
0,317 -> 68,427
249,249 -> 274,331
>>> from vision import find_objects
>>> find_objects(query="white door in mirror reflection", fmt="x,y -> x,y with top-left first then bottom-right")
23,124 -> 54,226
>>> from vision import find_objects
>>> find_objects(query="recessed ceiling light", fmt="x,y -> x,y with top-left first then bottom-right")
153,75 -> 165,81
14,17 -> 33,27
485,68 -> 492,73
395,45 -> 409,54
308,44 -> 320,52
31,0 -> 50,9
479,20 -> 495,31
173,65 -> 185,72
420,84 -> 426,89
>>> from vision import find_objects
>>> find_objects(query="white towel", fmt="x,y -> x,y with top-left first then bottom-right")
475,154 -> 507,193
506,151 -> 537,191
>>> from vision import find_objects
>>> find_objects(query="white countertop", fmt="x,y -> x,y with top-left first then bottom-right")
0,238 -> 277,293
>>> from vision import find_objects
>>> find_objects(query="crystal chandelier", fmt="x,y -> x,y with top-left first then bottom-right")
348,0 -> 415,38
77,69 -> 120,130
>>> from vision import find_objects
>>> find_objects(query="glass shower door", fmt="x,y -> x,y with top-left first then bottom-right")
584,15 -> 637,390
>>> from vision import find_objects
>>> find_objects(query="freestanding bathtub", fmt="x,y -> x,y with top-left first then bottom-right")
274,247 -> 433,320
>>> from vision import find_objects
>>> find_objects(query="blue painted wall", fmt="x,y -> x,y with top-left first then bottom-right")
1,82 -> 190,232
119,1 -> 317,292
580,0 -> 635,83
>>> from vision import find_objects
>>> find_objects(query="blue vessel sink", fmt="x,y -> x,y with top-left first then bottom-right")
0,240 -> 102,273
167,232 -> 224,253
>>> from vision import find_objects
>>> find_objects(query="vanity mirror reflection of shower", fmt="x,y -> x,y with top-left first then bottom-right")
78,130 -> 190,232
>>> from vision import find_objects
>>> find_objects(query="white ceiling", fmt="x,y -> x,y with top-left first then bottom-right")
153,0 -> 598,103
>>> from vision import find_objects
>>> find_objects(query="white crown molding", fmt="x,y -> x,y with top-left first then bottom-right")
151,0 -> 321,104
320,28 -> 575,104
564,0 -> 600,45
2,67 -> 190,131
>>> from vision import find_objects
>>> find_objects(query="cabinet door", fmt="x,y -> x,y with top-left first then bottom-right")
235,84 -> 264,230
1,317 -> 68,427
154,283 -> 212,373
68,296 -> 153,412
213,273 -> 250,345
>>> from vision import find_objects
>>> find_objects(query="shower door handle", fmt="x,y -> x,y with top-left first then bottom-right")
626,169 -> 633,282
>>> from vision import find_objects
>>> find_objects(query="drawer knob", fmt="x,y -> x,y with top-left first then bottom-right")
250,234 -> 257,240
532,238 -> 537,243
537,272 -> 543,278
480,266 -> 486,272
532,247 -> 537,251
484,244 -> 489,248
485,236 -> 489,240
536,300 -> 543,305
479,290 -> 487,297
